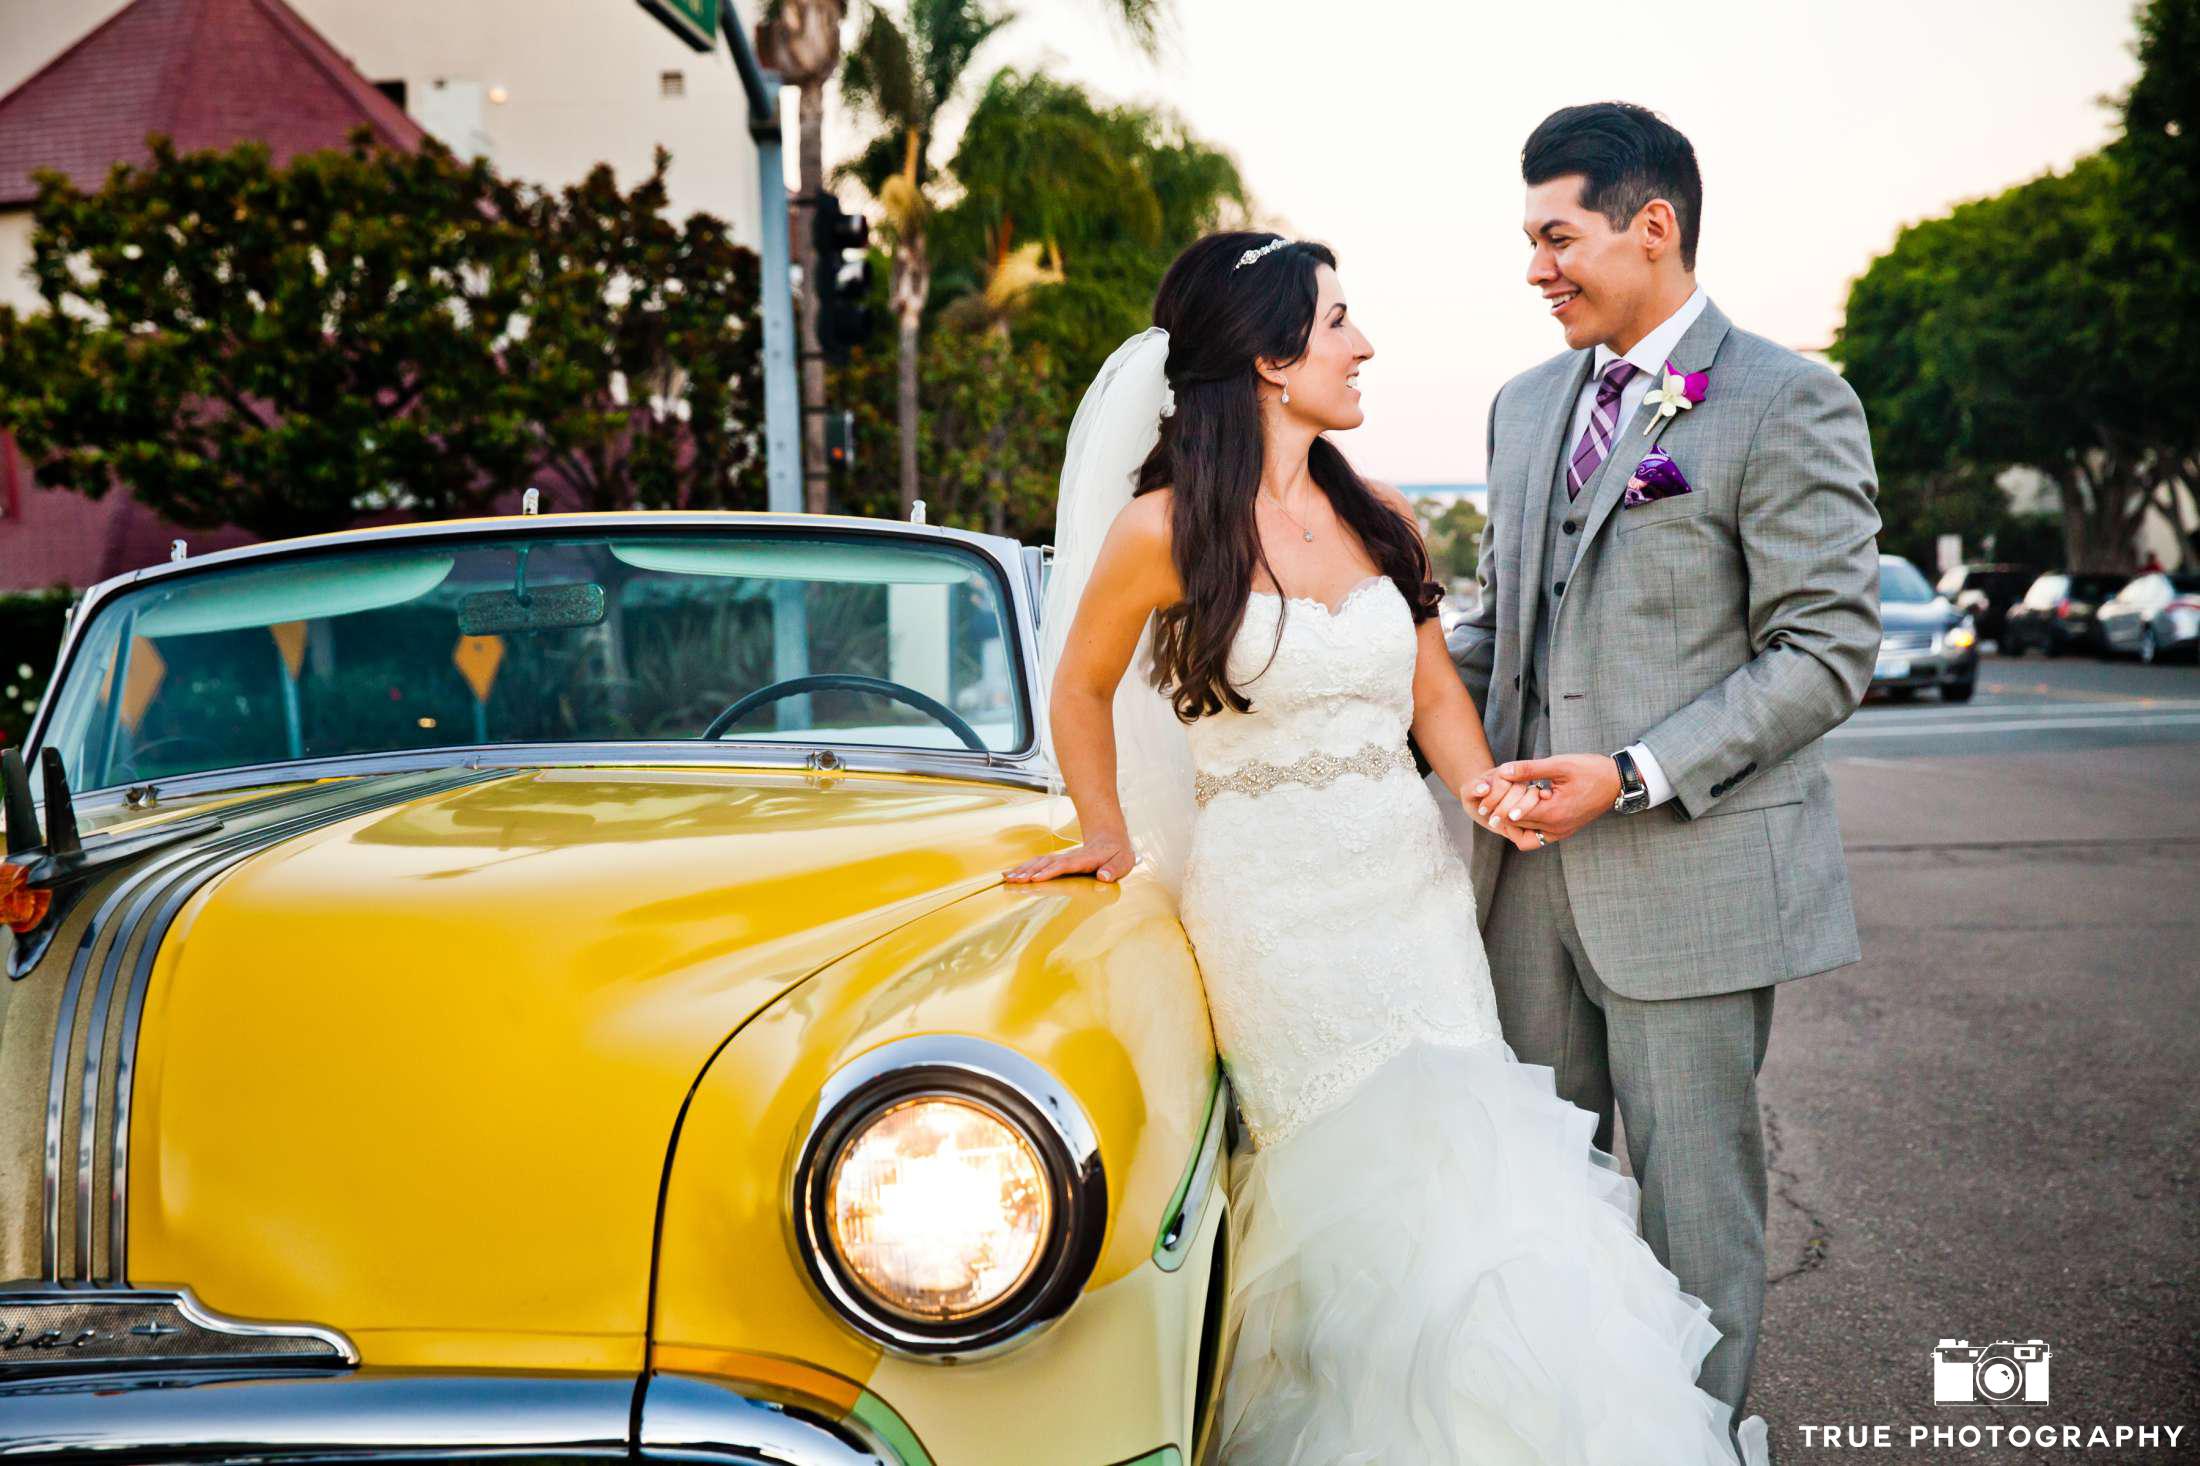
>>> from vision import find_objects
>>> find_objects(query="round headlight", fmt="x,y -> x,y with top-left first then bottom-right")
1948,618 -> 1977,650
793,1037 -> 1107,1358
824,1095 -> 1053,1323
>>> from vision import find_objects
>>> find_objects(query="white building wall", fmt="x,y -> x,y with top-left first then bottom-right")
294,0 -> 765,245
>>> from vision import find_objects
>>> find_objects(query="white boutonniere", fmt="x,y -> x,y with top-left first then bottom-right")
1640,360 -> 1711,435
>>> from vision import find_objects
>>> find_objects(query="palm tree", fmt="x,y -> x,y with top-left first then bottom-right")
940,239 -> 1066,337
757,0 -> 851,514
839,0 -> 1012,515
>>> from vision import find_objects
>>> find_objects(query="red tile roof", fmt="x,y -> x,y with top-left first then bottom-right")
0,0 -> 427,207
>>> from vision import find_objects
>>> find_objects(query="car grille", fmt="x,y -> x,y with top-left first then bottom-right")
1881,629 -> 1936,654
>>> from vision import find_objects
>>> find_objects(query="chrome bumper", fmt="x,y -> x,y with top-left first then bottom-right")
0,1369 -> 897,1463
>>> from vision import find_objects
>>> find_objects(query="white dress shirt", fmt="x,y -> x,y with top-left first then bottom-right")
1565,284 -> 1710,810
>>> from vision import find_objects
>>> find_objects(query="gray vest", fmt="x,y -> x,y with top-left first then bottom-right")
1524,423 -> 1605,752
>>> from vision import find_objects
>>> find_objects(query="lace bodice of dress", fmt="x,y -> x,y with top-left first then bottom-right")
1176,574 -> 1502,1150
1183,575 -> 1414,780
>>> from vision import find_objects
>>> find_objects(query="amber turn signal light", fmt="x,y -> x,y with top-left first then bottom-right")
1,862 -> 50,933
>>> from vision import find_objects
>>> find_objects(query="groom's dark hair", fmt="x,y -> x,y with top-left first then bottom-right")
1522,103 -> 1702,271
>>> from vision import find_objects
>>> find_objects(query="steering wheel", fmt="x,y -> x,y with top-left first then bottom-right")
701,673 -> 987,752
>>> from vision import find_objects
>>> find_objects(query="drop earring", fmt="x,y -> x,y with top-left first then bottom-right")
1281,384 -> 1291,405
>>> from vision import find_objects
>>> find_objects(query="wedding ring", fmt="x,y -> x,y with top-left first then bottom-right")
1535,831 -> 1548,847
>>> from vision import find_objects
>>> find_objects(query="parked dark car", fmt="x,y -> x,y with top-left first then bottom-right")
2095,572 -> 2200,663
2001,573 -> 2127,657
1935,563 -> 2037,643
1872,555 -> 1979,702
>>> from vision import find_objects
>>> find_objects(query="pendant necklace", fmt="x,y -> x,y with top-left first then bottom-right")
1262,491 -> 1316,542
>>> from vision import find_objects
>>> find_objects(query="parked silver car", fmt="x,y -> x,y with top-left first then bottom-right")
2095,572 -> 2200,663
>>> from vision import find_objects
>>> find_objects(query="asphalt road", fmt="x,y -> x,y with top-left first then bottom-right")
1743,650 -> 2200,1462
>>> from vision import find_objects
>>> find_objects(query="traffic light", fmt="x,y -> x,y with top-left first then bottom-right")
825,409 -> 856,472
810,193 -> 875,364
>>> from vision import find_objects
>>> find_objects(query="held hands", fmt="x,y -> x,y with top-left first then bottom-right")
1463,768 -> 1553,852
1003,827 -> 1135,885
1474,755 -> 1622,846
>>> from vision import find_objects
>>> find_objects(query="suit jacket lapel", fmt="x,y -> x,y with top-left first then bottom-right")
1571,299 -> 1735,558
1511,350 -> 1594,669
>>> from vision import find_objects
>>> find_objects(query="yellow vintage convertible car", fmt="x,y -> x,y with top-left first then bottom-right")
0,512 -> 1232,1464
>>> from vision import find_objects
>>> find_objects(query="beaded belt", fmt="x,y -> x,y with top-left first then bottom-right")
1192,741 -> 1418,807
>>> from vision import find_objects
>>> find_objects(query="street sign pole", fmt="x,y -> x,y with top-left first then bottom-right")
638,0 -> 802,514
741,53 -> 801,514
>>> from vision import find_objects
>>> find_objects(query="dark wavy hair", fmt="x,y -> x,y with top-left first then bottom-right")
1133,231 -> 1442,722
1522,102 -> 1702,271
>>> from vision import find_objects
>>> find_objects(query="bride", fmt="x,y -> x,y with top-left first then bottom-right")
1003,231 -> 1770,1465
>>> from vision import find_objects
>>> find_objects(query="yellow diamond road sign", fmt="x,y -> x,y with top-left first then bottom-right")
453,635 -> 505,705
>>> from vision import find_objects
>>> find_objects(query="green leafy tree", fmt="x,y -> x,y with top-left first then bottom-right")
2117,0 -> 2197,236
0,133 -> 766,537
508,149 -> 765,511
1831,0 -> 2199,572
838,0 -> 1013,516
931,70 -> 1247,385
832,325 -> 1071,540
825,70 -> 1244,538
0,132 -> 539,537
2109,0 -> 2200,560
1419,498 -> 1488,588
1831,157 -> 2191,571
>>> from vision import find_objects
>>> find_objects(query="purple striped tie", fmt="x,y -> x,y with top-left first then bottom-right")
1566,360 -> 1641,500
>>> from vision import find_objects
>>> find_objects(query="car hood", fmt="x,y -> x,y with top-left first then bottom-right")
114,765 -> 1057,1371
1880,598 -> 1958,632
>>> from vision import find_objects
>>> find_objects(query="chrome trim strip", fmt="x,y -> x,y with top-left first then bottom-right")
1156,1069 -> 1229,1271
0,1370 -> 637,1458
0,1367 -> 897,1463
791,1035 -> 1107,1362
639,1371 -> 896,1465
0,1284 -> 355,1385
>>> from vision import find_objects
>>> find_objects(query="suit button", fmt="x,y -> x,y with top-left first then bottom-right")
1562,519 -> 1579,535
1553,580 -> 1566,597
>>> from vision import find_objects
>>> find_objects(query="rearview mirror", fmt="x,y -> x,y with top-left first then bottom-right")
458,583 -> 606,635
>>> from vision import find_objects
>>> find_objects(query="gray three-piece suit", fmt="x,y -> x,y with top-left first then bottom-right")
1448,297 -> 1883,1417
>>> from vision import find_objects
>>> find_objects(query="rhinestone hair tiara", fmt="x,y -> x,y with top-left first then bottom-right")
1232,237 -> 1289,272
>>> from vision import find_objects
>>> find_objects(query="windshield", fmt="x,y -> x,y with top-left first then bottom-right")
36,530 -> 1029,789
1878,559 -> 1938,604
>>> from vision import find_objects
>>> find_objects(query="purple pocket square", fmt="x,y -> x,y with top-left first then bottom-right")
1622,446 -> 1693,508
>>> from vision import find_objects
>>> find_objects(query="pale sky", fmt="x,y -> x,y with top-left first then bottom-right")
827,0 -> 2143,482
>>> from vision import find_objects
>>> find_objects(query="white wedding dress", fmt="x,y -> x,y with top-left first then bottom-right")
1176,573 -> 1771,1466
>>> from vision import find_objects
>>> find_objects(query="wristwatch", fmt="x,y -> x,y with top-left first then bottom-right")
1610,748 -> 1651,815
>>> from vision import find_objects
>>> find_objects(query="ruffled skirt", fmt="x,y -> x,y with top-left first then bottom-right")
1216,1037 -> 1770,1466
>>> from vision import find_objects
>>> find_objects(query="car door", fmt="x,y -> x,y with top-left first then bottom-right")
2100,576 -> 2158,650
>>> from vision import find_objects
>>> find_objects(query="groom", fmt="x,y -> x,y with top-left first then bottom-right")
1449,103 -> 1881,1423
